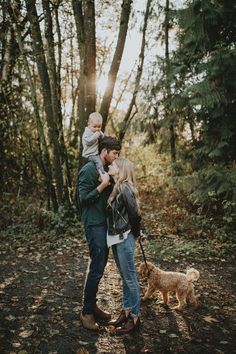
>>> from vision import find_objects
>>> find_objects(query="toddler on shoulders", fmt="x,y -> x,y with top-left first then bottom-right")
82,112 -> 105,173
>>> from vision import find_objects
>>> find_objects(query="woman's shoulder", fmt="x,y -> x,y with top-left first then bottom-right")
120,182 -> 135,196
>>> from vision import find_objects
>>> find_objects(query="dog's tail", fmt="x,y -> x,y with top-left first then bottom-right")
186,268 -> 200,282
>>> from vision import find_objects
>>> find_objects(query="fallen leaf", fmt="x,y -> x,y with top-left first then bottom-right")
18,330 -> 34,338
140,348 -> 151,353
169,333 -> 179,338
76,348 -> 89,354
50,329 -> 60,335
73,306 -> 81,312
12,342 -> 21,348
5,315 -> 16,321
77,341 -> 89,346
203,316 -> 219,323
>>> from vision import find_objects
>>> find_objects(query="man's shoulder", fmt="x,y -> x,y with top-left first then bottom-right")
79,161 -> 97,176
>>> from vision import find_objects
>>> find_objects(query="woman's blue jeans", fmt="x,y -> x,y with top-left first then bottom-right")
112,233 -> 140,318
83,224 -> 109,314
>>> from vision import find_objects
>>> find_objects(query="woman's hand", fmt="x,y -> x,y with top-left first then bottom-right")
137,231 -> 147,242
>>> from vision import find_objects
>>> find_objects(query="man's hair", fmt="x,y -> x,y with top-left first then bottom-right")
98,136 -> 121,154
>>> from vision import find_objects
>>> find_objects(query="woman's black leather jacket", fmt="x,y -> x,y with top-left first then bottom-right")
107,183 -> 141,238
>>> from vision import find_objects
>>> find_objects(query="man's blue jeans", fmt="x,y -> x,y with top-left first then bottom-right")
112,233 -> 140,317
83,224 -> 109,314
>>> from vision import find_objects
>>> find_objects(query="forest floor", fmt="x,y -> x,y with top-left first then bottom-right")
0,185 -> 236,354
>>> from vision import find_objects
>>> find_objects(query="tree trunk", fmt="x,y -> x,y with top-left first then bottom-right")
0,5 -> 15,194
72,0 -> 86,167
100,0 -> 133,130
84,0 -> 96,118
9,4 -> 58,210
26,0 -> 64,203
119,0 -> 152,142
165,0 -> 176,163
72,0 -> 96,169
42,0 -> 71,203
54,1 -> 62,89
68,23 -> 76,139
108,61 -> 136,127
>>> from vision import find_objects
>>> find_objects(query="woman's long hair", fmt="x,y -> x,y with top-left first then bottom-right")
108,158 -> 139,206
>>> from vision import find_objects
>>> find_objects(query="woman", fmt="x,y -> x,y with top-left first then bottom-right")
107,157 -> 142,335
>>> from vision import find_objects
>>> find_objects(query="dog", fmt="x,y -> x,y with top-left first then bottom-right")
138,261 -> 200,310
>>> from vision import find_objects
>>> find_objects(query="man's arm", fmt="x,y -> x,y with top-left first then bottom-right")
78,166 -> 110,206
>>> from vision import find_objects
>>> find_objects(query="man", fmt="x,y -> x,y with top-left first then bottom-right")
77,136 -> 121,330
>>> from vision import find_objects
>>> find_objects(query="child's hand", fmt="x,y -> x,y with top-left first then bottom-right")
94,131 -> 101,138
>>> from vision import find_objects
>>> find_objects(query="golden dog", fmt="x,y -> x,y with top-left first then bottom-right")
138,261 -> 200,310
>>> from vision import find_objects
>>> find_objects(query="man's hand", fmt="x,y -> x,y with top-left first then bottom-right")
97,171 -> 110,193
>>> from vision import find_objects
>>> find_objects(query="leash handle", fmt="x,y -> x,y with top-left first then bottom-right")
139,239 -> 150,277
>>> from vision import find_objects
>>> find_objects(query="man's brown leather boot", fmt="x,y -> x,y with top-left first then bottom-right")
94,304 -> 111,321
80,312 -> 99,331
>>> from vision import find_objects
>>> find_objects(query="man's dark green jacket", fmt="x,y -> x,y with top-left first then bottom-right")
77,161 -> 111,229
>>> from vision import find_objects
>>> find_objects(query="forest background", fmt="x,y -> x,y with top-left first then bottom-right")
0,0 -> 236,254
0,0 -> 236,352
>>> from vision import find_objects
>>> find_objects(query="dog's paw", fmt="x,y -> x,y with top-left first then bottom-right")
173,304 -> 186,311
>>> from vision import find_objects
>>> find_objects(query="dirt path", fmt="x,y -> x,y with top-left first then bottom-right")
0,230 -> 236,354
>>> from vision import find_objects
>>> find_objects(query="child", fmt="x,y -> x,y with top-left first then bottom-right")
82,112 -> 105,173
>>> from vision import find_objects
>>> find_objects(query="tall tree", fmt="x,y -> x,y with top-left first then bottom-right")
118,0 -> 152,142
72,0 -> 87,167
170,0 -> 236,210
25,0 -> 64,203
42,0 -> 72,200
72,0 -> 132,168
9,2 -> 58,210
84,0 -> 96,118
100,0 -> 133,130
164,0 -> 176,163
72,0 -> 96,167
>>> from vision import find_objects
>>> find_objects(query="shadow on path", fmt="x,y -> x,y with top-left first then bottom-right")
0,236 -> 236,353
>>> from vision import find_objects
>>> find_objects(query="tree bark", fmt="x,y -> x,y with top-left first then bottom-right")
100,0 -> 133,130
26,0 -> 64,202
165,0 -> 176,163
84,0 -> 96,118
0,3 -> 15,193
54,1 -> 62,89
71,0 -> 86,166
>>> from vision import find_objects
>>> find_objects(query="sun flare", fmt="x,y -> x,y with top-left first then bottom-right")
96,76 -> 108,95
